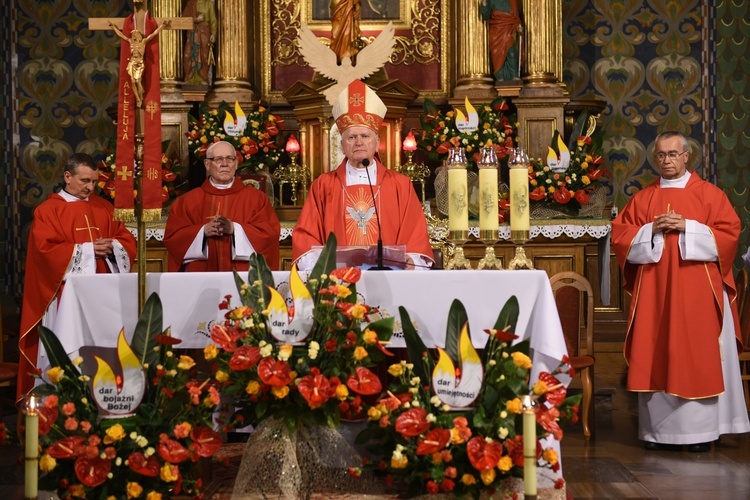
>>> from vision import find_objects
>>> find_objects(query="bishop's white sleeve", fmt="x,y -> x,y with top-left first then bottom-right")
407,253 -> 433,269
182,227 -> 209,263
231,222 -> 256,261
64,242 -> 97,280
104,240 -> 132,273
679,219 -> 718,262
626,222 -> 664,264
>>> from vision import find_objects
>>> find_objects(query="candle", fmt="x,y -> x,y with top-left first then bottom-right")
522,395 -> 537,497
509,161 -> 530,232
25,396 -> 39,499
448,167 -> 468,232
478,166 -> 498,231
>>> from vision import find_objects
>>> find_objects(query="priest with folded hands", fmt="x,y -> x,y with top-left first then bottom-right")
164,140 -> 280,271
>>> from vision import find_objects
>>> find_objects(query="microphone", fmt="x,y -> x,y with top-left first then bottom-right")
363,158 -> 391,270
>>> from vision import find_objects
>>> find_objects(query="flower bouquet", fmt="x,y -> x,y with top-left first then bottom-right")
527,112 -> 608,218
205,234 -> 393,497
356,298 -> 580,498
186,100 -> 284,174
33,294 -> 221,499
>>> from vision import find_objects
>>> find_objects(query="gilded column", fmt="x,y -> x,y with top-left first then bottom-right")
210,0 -> 255,104
453,0 -> 494,98
151,0 -> 183,93
520,0 -> 562,86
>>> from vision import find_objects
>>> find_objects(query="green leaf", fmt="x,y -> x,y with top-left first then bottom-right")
246,253 -> 275,307
567,111 -> 590,152
399,306 -> 431,384
366,316 -> 394,342
493,295 -> 519,333
307,233 -> 338,295
38,325 -> 78,377
131,293 -> 163,368
445,299 -> 468,363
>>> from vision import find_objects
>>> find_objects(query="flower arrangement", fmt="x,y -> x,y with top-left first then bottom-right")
357,299 -> 580,498
33,294 -> 221,499
527,112 -> 607,212
97,140 -> 187,205
416,97 -> 517,168
205,234 -> 395,432
186,101 -> 284,174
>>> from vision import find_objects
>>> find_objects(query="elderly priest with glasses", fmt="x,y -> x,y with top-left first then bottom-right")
612,131 -> 750,453
164,140 -> 280,271
292,80 -> 434,270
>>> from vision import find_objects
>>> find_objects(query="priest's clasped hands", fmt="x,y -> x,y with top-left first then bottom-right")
204,215 -> 234,237
93,238 -> 115,258
653,210 -> 685,234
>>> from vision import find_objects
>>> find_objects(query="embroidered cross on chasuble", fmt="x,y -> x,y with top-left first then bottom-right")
343,184 -> 380,246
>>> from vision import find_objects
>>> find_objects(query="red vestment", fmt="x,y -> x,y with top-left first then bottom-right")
292,160 -> 434,262
164,178 -> 280,271
612,172 -> 741,399
18,194 -> 137,400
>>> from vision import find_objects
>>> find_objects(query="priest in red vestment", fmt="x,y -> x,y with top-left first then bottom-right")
18,153 -> 137,401
292,80 -> 434,270
612,131 -> 749,452
164,140 -> 280,271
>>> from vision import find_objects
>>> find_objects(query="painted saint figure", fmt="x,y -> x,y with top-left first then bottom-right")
329,0 -> 362,63
183,0 -> 218,86
480,0 -> 522,83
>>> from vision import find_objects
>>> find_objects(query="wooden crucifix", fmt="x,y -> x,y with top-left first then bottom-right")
88,1 -> 193,311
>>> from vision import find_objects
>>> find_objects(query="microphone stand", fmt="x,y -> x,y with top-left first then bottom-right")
363,158 -> 391,270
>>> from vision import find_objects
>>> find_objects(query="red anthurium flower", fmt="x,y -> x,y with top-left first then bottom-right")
265,123 -> 279,136
416,428 -> 452,455
244,139 -> 259,156
257,357 -> 292,387
466,436 -> 503,471
553,187 -> 572,204
346,367 -> 382,395
485,328 -> 518,343
436,141 -> 453,155
538,372 -> 566,406
162,170 -> 177,182
529,186 -> 546,201
229,345 -> 262,371
505,435 -> 525,467
297,373 -> 332,409
587,167 -> 605,180
46,436 -> 86,459
499,198 -> 511,211
394,408 -> 430,438
155,334 -> 182,346
74,456 -> 111,487
493,100 -> 509,112
38,406 -> 59,436
329,266 -> 362,284
210,324 -> 241,353
574,190 -> 590,205
128,451 -> 160,477
537,406 -> 563,440
158,438 -> 191,463
190,426 -> 222,457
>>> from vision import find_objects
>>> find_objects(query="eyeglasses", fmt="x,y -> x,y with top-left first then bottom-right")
206,156 -> 237,164
655,151 -> 687,162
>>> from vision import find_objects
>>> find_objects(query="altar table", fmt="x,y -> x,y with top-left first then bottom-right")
49,270 -> 568,384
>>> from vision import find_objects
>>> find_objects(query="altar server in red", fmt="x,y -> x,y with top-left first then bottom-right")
292,79 -> 434,270
612,131 -> 749,452
164,140 -> 280,271
18,153 -> 137,401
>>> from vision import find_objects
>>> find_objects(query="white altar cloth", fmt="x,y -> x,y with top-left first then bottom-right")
50,270 -> 568,383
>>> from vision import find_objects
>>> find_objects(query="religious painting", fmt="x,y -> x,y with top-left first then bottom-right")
307,0 -> 409,29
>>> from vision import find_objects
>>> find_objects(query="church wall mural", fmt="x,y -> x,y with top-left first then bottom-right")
5,0 -> 750,297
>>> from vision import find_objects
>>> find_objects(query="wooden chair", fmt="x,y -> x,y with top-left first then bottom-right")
736,269 -> 750,412
549,271 -> 596,440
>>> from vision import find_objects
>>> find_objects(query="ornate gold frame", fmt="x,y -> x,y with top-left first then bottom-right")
260,0 -> 449,103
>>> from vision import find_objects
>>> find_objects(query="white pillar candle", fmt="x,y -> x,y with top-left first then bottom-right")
25,402 -> 38,499
509,166 -> 530,232
478,167 -> 498,231
522,395 -> 537,496
448,167 -> 469,232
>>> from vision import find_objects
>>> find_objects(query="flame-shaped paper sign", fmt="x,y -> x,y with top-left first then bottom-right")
432,323 -> 484,408
548,135 -> 570,173
223,101 -> 247,137
454,97 -> 479,134
266,264 -> 314,343
92,329 -> 146,416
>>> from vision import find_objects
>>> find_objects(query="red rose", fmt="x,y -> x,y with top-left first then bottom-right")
394,408 -> 430,438
440,478 -> 456,492
574,189 -> 590,205
553,187 -> 572,204
426,481 -> 439,494
466,436 -> 503,471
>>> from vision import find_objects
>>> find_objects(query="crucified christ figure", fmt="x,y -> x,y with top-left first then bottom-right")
110,19 -> 170,107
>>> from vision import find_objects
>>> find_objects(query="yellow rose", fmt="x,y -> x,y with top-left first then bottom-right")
480,468 -> 496,485
582,175 -> 591,185
580,161 -> 589,169
204,344 -> 219,361
335,384 -> 349,400
277,344 -> 293,361
146,493 -> 163,500
228,306 -> 251,320
336,285 -> 352,299
240,136 -> 248,144
391,455 -> 408,469
350,304 -> 367,320
177,355 -> 196,371
353,346 -> 369,361
532,380 -> 548,395
245,380 -> 261,395
104,424 -> 126,444
39,454 -> 57,473
497,455 -> 513,472
511,352 -> 532,370
548,186 -> 556,193
530,179 -> 538,186
505,398 -> 523,414
160,463 -> 180,482
215,370 -> 229,383
543,448 -> 558,466
362,329 -> 378,345
127,482 -> 143,499
199,136 -> 207,144
461,474 -> 477,486
387,364 -> 403,377
46,367 -> 64,384
68,485 -> 85,498
367,406 -> 382,421
271,385 -> 290,399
